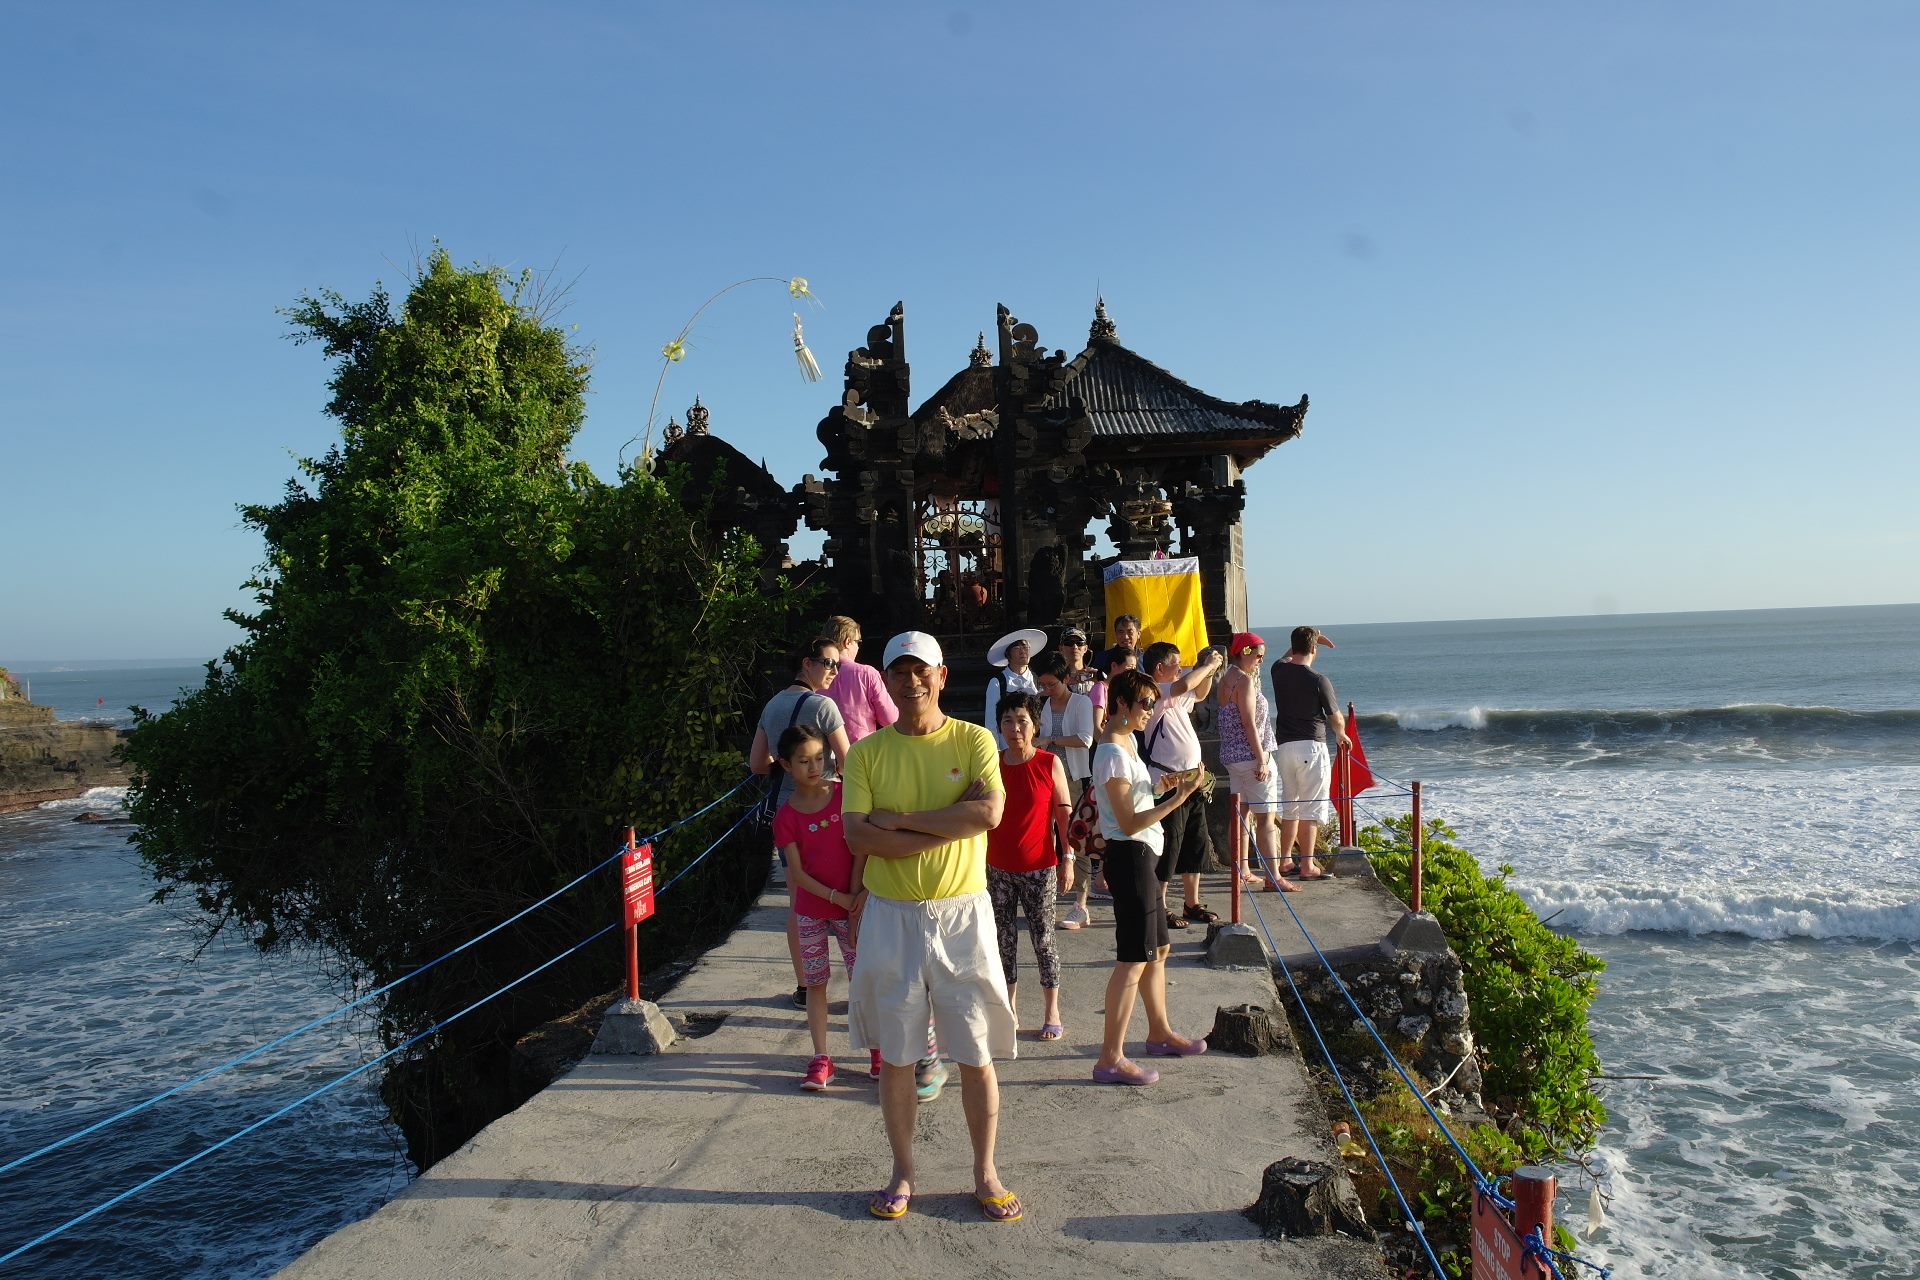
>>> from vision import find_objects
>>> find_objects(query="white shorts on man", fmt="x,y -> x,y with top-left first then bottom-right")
1276,740 -> 1333,825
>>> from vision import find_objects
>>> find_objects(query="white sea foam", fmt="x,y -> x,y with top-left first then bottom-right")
1519,880 -> 1920,942
35,785 -> 130,812
1394,764 -> 1920,941
1382,706 -> 1489,731
1580,937 -> 1920,1280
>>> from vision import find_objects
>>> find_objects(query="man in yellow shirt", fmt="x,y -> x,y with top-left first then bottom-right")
844,631 -> 1021,1223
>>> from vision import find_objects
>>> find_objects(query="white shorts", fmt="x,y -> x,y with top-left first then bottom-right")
847,890 -> 1018,1068
1225,755 -> 1281,811
1276,740 -> 1333,825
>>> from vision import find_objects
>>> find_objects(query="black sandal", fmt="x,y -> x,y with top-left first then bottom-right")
1182,902 -> 1221,924
1165,911 -> 1190,929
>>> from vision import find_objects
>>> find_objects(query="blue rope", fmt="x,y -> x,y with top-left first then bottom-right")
0,918 -> 621,1266
1241,871 -> 1450,1279
1,785 -> 763,1264
656,801 -> 760,896
1251,846 -> 1492,1194
0,776 -> 752,1179
1525,1228 -> 1612,1280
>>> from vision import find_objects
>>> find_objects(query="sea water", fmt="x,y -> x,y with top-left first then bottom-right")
1277,603 -> 1920,1279
0,668 -> 404,1278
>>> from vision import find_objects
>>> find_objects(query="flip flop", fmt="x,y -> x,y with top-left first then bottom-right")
976,1189 -> 1024,1222
1038,1023 -> 1063,1041
868,1190 -> 911,1220
1266,876 -> 1301,894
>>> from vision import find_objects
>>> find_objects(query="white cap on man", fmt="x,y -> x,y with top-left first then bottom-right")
882,631 -> 944,669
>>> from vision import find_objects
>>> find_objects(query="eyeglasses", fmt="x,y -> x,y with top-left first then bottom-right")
812,657 -> 841,671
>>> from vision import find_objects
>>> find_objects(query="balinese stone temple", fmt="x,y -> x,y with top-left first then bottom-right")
660,299 -> 1309,704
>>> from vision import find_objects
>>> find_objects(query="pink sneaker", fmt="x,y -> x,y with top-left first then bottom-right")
869,1048 -> 884,1080
801,1054 -> 835,1091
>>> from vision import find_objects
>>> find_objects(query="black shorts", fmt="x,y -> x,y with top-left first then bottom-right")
1104,839 -> 1170,962
1158,788 -> 1211,878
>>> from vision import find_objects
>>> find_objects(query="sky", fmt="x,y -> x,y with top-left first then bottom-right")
2,1 -> 1916,661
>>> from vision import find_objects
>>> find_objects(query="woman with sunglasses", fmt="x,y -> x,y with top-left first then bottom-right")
749,636 -> 855,1008
1089,669 -> 1209,1086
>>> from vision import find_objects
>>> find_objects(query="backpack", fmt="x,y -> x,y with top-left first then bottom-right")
1135,712 -> 1177,776
753,690 -> 824,828
1066,777 -> 1105,855
986,666 -> 1012,725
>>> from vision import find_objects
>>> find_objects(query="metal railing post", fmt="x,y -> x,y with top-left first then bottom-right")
1229,795 -> 1244,924
624,826 -> 642,1001
1409,781 -> 1423,914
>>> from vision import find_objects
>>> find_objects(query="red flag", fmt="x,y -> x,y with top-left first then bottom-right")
1340,708 -> 1377,799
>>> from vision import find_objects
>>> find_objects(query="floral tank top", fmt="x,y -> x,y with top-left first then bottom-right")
1218,675 -> 1277,764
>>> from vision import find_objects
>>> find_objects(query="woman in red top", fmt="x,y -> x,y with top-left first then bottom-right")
986,692 -> 1075,1041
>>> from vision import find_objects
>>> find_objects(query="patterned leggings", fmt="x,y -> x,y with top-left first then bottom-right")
987,866 -> 1061,989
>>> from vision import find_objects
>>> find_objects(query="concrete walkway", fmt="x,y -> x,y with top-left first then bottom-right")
279,857 -> 1405,1280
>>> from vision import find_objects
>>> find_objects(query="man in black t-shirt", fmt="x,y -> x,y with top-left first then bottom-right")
1268,626 -> 1350,880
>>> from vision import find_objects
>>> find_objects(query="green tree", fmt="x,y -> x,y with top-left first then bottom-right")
124,251 -> 808,1162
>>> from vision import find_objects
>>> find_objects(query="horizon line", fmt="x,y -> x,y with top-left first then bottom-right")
10,600 -> 1920,669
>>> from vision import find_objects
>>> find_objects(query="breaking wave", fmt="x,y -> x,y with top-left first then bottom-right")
1520,881 -> 1920,943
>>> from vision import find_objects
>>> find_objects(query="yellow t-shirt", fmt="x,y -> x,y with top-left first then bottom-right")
842,716 -> 1001,902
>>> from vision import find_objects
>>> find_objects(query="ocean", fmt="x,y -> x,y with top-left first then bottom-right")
3,604 -> 1917,1277
1296,603 -> 1920,1280
0,667 -> 405,1278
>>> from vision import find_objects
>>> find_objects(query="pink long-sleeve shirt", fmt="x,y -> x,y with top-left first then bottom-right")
823,659 -> 897,742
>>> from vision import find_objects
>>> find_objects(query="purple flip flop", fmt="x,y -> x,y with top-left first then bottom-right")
1092,1061 -> 1160,1086
1143,1036 -> 1208,1057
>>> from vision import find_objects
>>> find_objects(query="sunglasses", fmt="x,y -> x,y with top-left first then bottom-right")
812,657 -> 841,670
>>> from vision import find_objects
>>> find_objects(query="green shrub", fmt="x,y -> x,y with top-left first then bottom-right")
1360,813 -> 1606,1156
1318,815 -> 1605,1274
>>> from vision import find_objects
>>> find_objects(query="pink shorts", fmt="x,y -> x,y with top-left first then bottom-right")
795,913 -> 856,987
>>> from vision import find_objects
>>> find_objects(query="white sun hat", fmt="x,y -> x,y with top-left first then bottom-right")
987,627 -> 1048,667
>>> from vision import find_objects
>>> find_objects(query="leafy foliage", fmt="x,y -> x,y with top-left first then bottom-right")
1342,814 -> 1605,1274
1360,813 -> 1607,1154
123,251 -> 811,1163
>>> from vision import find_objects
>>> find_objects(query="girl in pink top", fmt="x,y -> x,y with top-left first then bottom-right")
773,724 -> 876,1090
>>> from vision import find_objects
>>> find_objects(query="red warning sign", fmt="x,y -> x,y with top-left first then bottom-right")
1471,1188 -> 1549,1279
622,841 -> 656,927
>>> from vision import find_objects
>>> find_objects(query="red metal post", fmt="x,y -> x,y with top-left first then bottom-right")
1342,700 -> 1359,846
624,826 -> 642,1001
1410,781 -> 1424,914
1229,795 -> 1244,924
1512,1166 -> 1557,1259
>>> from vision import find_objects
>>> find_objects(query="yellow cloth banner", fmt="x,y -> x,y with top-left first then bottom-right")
1104,557 -> 1211,658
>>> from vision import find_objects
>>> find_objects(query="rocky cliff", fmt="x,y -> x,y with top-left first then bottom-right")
0,698 -> 129,814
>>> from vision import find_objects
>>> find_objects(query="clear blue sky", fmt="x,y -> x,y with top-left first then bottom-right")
4,1 -> 1916,661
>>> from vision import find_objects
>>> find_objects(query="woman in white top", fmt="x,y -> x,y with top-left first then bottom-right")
1032,653 -> 1095,783
1088,670 -> 1208,1086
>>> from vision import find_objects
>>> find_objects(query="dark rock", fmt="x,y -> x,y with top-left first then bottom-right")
1246,1156 -> 1371,1239
1208,1002 -> 1291,1055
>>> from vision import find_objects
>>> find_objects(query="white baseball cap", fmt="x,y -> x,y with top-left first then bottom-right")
881,631 -> 944,669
